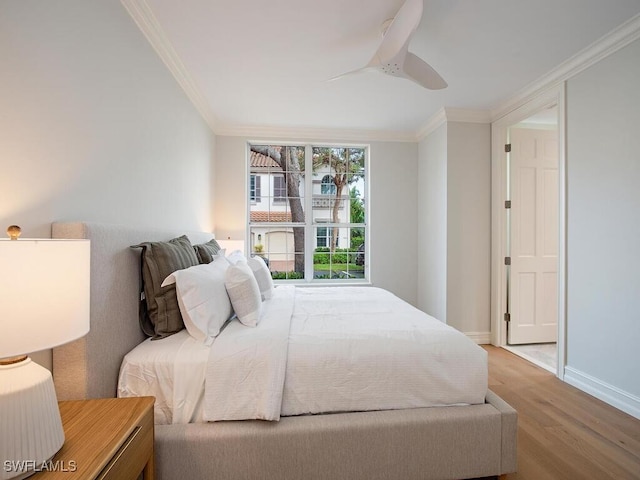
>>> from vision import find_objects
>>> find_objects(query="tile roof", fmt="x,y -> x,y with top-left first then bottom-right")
250,211 -> 296,223
250,151 -> 281,169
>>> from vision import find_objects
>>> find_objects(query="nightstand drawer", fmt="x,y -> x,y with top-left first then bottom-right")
32,397 -> 155,480
97,405 -> 154,480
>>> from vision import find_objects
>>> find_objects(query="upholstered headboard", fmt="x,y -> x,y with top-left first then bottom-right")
51,222 -> 214,400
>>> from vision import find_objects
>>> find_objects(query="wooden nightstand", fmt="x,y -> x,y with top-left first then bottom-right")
31,397 -> 154,480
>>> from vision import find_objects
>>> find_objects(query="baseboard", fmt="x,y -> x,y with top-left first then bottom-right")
465,331 -> 491,344
564,366 -> 640,420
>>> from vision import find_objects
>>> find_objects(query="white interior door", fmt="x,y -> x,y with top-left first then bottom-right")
508,127 -> 558,344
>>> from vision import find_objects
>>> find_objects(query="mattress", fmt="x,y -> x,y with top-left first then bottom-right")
119,286 -> 487,424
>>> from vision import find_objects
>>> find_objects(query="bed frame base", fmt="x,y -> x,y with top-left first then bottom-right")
155,390 -> 515,480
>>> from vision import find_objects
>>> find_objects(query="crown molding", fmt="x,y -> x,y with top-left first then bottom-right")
415,107 -> 491,141
491,12 -> 640,121
444,108 -> 492,124
415,108 -> 447,140
215,124 -> 418,143
120,0 -> 219,132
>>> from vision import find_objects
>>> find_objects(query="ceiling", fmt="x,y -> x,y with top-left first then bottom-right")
136,0 -> 640,138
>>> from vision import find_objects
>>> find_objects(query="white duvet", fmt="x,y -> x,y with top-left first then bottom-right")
120,286 -> 488,424
203,285 -> 487,421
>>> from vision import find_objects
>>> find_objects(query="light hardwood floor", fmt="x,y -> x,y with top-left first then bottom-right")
484,346 -> 640,480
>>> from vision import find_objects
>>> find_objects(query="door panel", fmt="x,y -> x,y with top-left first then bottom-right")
543,169 -> 559,256
517,166 -> 536,256
508,128 -> 558,344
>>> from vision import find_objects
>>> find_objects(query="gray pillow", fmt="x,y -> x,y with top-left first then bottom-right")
194,238 -> 222,264
132,235 -> 199,339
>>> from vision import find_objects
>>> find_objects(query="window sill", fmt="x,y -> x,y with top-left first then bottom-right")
274,279 -> 371,287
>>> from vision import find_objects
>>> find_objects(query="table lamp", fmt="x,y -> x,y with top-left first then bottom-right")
0,226 -> 90,480
218,237 -> 245,256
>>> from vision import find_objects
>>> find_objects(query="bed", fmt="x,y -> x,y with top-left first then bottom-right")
51,221 -> 517,480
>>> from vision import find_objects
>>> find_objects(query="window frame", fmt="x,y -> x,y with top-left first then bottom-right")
247,142 -> 369,284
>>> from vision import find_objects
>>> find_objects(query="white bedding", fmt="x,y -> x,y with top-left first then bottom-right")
119,285 -> 488,424
283,286 -> 487,415
118,330 -> 210,424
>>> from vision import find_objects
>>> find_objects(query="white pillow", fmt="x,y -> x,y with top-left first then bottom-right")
247,256 -> 274,300
224,262 -> 262,327
162,260 -> 232,345
215,248 -> 246,265
227,250 -> 247,265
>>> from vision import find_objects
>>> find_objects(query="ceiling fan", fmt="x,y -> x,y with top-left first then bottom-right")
332,0 -> 447,90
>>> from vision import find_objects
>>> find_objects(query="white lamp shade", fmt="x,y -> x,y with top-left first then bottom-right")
0,239 -> 90,358
218,239 -> 245,256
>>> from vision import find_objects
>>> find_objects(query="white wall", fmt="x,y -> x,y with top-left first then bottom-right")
447,122 -> 491,336
214,136 -> 248,242
214,136 -> 419,305
0,0 -> 215,239
370,141 -> 418,304
0,0 -> 215,368
417,121 -> 491,339
565,38 -> 640,406
417,124 -> 447,320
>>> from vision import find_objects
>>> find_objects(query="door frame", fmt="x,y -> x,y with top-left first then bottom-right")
490,83 -> 567,380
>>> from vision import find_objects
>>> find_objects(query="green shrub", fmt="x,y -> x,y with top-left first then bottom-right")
271,271 -> 304,280
332,252 -> 348,263
314,252 -> 330,264
314,247 -> 363,265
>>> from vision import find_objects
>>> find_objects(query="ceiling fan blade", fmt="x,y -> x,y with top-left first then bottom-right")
328,66 -> 373,82
402,52 -> 447,90
375,0 -> 423,63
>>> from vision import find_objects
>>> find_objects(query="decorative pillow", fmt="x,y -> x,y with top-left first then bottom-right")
131,235 -> 199,339
214,248 -> 247,265
247,255 -> 274,300
224,249 -> 247,265
161,259 -> 232,345
193,238 -> 222,264
224,262 -> 262,327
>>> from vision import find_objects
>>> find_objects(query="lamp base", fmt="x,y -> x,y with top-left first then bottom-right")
0,357 -> 64,480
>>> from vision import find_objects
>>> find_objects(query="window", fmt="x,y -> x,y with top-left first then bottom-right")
248,144 -> 367,282
316,225 -> 335,248
250,175 -> 261,202
273,175 -> 286,202
320,175 -> 336,195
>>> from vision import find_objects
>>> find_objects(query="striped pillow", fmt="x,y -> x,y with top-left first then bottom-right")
194,238 -> 222,264
132,235 -> 199,339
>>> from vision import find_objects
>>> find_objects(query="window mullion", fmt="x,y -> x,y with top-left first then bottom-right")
304,144 -> 314,282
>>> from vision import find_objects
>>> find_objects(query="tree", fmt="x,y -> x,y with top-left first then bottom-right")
349,186 -> 365,249
312,147 -> 364,252
350,186 -> 365,224
250,145 -> 305,274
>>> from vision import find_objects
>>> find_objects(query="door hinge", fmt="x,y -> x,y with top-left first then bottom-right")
505,200 -> 511,209
504,313 -> 511,322
504,256 -> 511,266
505,143 -> 512,153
